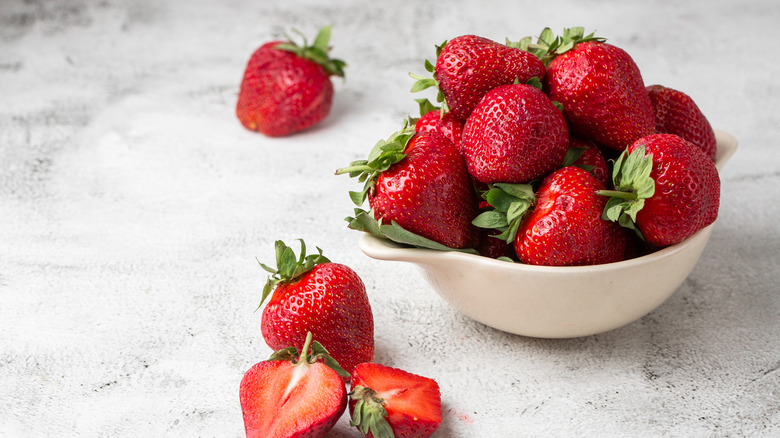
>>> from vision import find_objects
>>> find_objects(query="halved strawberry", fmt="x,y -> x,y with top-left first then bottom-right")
349,362 -> 442,438
240,332 -> 349,438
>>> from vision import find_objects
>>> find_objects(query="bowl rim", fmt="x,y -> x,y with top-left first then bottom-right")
359,129 -> 737,272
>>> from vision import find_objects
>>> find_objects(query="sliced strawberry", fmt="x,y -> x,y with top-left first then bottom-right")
240,332 -> 348,438
349,363 -> 442,438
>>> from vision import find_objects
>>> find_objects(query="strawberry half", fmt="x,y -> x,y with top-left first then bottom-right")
240,332 -> 349,438
236,26 -> 346,137
258,240 -> 374,376
349,362 -> 442,438
646,84 -> 717,160
599,133 -> 720,247
336,122 -> 480,251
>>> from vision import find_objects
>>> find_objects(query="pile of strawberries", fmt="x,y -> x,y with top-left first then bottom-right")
338,27 -> 721,266
234,25 -> 722,438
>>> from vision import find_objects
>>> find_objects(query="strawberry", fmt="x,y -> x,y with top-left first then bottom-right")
564,135 -> 610,187
599,133 -> 720,247
413,98 -> 464,149
349,362 -> 442,438
533,27 -> 655,151
461,83 -> 569,184
412,35 -> 546,121
474,167 -> 629,266
258,240 -> 373,376
240,331 -> 349,438
336,123 -> 480,251
646,84 -> 717,160
236,26 -> 346,137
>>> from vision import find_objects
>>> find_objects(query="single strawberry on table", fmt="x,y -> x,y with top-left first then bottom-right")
461,82 -> 570,184
336,123 -> 480,251
236,25 -> 346,137
258,240 -> 373,376
599,133 -> 720,247
646,84 -> 717,160
530,27 -> 656,151
412,34 -> 546,121
349,362 -> 442,438
240,331 -> 349,438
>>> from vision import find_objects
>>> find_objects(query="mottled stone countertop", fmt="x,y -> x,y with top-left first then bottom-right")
1,1 -> 778,436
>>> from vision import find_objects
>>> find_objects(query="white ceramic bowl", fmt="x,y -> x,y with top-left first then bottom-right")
360,130 -> 737,338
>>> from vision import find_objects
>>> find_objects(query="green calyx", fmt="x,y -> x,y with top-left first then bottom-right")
257,240 -> 330,306
597,145 -> 655,236
334,121 -> 416,206
515,26 -> 606,65
269,331 -> 349,379
409,40 -> 449,114
275,25 -> 346,77
349,385 -> 395,438
472,183 -> 536,243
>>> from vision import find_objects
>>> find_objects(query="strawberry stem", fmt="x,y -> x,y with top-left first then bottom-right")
595,189 -> 638,200
257,240 -> 330,307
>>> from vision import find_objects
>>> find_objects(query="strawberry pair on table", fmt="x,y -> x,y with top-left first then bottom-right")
240,241 -> 441,438
339,27 -> 720,265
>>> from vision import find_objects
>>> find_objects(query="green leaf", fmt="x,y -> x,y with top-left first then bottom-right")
310,340 -> 350,379
349,386 -> 394,438
472,211 -> 509,229
256,239 -> 330,308
268,346 -> 297,362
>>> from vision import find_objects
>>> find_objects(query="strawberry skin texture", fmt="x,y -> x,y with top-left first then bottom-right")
261,263 -> 374,375
646,84 -> 717,160
240,358 -> 346,438
370,131 -> 480,248
630,134 -> 720,247
236,41 -> 334,137
350,363 -> 442,438
414,109 -> 464,150
435,35 -> 546,121
569,135 -> 610,187
462,83 -> 569,184
516,166 -> 628,266
545,41 -> 655,151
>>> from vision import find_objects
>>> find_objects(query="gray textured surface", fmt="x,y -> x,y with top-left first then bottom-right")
1,0 -> 778,436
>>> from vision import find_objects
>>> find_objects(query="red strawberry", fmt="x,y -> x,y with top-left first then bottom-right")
600,133 -> 720,247
258,240 -> 373,376
413,98 -> 464,149
646,84 -> 717,160
473,168 -> 629,266
536,28 -> 655,151
240,332 -> 349,438
565,135 -> 610,187
413,35 -> 546,121
349,362 -> 442,438
236,26 -> 346,137
337,124 -> 480,250
461,83 -> 569,184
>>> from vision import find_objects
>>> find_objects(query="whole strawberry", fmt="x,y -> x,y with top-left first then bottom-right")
337,124 -> 480,250
240,332 -> 349,438
473,167 -> 629,266
600,133 -> 720,247
536,28 -> 655,151
646,84 -> 717,160
461,83 -> 569,184
413,34 -> 546,121
258,240 -> 373,376
236,26 -> 346,137
349,362 -> 442,438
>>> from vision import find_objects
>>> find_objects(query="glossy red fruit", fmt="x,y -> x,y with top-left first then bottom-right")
515,167 -> 629,266
258,241 -> 373,376
338,125 -> 480,250
349,362 -> 442,438
631,134 -> 720,246
568,135 -> 610,187
240,332 -> 348,438
414,108 -> 464,149
236,26 -> 346,137
544,40 -> 655,151
646,84 -> 717,160
461,83 -> 569,184
433,35 -> 546,120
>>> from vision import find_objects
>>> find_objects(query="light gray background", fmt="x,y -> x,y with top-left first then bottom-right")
1,0 -> 778,436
